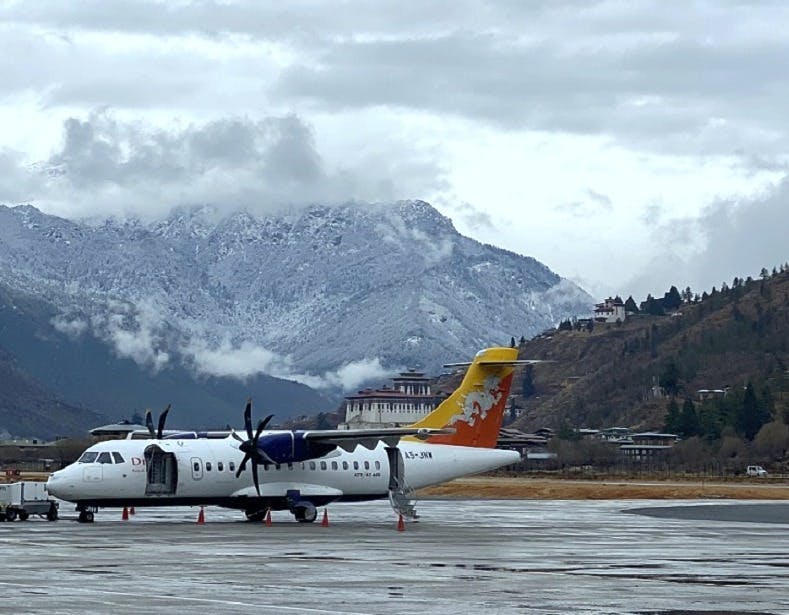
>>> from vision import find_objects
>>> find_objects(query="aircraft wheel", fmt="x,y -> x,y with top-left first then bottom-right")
78,510 -> 94,523
5,509 -> 17,522
18,511 -> 29,521
293,502 -> 317,523
244,510 -> 266,523
47,504 -> 59,521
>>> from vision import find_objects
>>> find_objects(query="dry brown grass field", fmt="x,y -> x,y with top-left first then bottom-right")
419,476 -> 789,500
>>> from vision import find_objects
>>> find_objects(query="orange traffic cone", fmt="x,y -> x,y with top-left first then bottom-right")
264,509 -> 272,526
122,506 -> 129,521
321,509 -> 329,527
397,514 -> 405,532
129,506 -> 135,515
196,506 -> 205,525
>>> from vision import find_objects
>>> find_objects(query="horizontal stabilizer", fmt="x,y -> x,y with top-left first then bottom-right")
443,359 -> 552,368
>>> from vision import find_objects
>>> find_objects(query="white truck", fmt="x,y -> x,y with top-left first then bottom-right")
0,481 -> 59,521
746,465 -> 768,477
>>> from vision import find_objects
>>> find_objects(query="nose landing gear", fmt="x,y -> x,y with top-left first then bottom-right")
77,506 -> 95,523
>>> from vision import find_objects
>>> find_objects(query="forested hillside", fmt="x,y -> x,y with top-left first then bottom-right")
512,266 -> 789,446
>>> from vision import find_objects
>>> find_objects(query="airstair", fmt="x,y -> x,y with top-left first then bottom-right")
388,476 -> 419,519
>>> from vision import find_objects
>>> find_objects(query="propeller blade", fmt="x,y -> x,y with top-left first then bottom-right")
235,453 -> 250,478
144,409 -> 155,438
157,404 -> 171,440
259,414 -> 274,431
253,419 -> 267,444
251,457 -> 260,496
231,430 -> 244,443
244,399 -> 253,440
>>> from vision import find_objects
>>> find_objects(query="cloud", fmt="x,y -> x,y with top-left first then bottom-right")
183,338 -> 390,391
88,299 -> 171,371
0,111 -> 446,220
4,1 -> 789,163
51,315 -> 89,338
626,176 -> 789,298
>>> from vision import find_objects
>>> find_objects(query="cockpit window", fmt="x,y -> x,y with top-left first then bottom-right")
97,452 -> 113,464
112,452 -> 125,464
78,451 -> 98,463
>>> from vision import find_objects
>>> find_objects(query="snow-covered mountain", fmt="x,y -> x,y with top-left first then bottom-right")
0,201 -> 592,388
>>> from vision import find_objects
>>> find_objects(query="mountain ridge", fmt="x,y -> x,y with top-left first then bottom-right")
0,201 -> 592,381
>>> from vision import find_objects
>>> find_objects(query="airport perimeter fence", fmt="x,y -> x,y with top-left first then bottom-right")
502,459 -> 788,481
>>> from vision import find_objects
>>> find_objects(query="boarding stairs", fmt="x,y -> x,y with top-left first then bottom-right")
388,477 -> 419,519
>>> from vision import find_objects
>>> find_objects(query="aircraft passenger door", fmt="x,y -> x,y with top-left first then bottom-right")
190,457 -> 203,481
385,447 -> 405,491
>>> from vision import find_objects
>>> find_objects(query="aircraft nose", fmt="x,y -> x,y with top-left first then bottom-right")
46,470 -> 73,500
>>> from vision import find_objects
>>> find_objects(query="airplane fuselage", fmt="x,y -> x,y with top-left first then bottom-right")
46,434 -> 519,512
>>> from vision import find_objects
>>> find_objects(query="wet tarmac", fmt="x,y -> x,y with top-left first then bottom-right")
1,499 -> 787,614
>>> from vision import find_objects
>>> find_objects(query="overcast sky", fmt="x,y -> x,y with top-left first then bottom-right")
1,0 -> 787,300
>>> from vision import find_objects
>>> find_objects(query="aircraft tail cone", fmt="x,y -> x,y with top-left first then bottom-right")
321,509 -> 329,527
397,514 -> 405,532
122,506 -> 129,521
264,509 -> 272,526
196,506 -> 205,525
129,506 -> 135,515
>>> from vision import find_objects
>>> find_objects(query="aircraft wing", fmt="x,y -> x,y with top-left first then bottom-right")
302,427 -> 455,451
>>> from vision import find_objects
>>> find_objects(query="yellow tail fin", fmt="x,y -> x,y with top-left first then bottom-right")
408,347 -> 517,448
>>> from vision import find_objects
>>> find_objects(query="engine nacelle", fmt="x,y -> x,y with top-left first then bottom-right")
257,432 -> 336,464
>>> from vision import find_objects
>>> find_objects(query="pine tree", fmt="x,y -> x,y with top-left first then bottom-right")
664,285 -> 682,311
521,366 -> 535,398
737,382 -> 771,440
679,397 -> 700,437
659,360 -> 680,396
624,295 -> 639,313
663,398 -> 681,433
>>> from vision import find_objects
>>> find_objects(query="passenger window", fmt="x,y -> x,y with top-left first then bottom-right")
112,452 -> 125,464
353,461 -> 359,470
320,461 -> 327,470
218,462 -> 224,471
375,461 -> 380,470
364,461 -> 370,470
97,452 -> 112,464
78,452 -> 98,463
287,463 -> 293,470
342,461 -> 349,470
275,464 -> 281,471
206,462 -> 212,471
309,461 -> 316,470
193,462 -> 200,472
229,461 -> 235,472
331,461 -> 338,470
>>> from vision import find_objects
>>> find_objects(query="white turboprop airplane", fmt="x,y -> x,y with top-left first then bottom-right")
46,347 -> 527,523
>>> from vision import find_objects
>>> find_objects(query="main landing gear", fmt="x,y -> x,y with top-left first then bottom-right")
292,502 -> 317,523
244,509 -> 267,523
244,499 -> 318,523
286,489 -> 318,523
